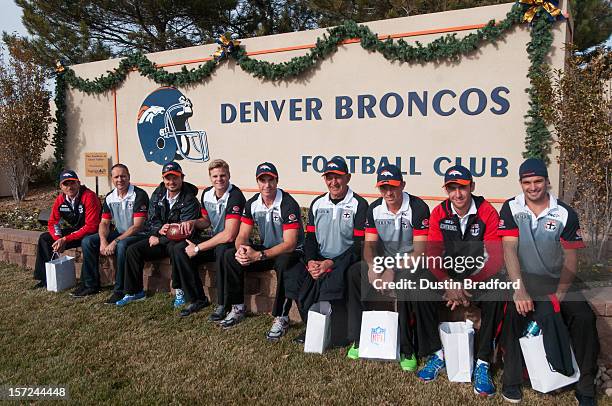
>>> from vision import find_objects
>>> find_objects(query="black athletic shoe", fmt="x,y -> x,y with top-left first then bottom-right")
208,304 -> 227,322
69,284 -> 86,297
179,298 -> 210,317
71,287 -> 100,298
32,281 -> 46,290
104,291 -> 124,304
575,392 -> 597,406
292,330 -> 306,345
501,385 -> 522,403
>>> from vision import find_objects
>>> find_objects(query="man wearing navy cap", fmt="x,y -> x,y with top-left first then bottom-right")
499,158 -> 599,405
219,162 -> 306,341
117,162 -> 202,307
413,165 -> 504,398
33,170 -> 101,289
345,164 -> 429,371
297,156 -> 369,343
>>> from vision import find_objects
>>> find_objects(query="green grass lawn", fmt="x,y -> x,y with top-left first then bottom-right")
0,262 -> 604,405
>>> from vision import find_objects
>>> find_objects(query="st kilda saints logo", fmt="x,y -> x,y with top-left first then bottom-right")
137,87 -> 209,165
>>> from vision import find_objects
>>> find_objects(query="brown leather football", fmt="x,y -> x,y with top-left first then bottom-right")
166,224 -> 188,241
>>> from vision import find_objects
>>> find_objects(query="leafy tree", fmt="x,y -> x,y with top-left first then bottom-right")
10,0 -> 612,69
569,0 -> 612,51
0,37 -> 52,201
535,48 -> 612,263
228,0 -> 320,37
11,0 -> 237,68
309,0 -> 507,28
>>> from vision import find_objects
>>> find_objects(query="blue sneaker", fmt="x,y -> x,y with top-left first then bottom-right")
417,353 -> 445,382
115,291 -> 146,307
173,289 -> 185,308
473,362 -> 495,397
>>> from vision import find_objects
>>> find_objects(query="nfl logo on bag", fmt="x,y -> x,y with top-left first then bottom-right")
370,326 -> 386,345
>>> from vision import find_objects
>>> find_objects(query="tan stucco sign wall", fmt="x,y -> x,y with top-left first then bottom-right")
65,2 -> 569,207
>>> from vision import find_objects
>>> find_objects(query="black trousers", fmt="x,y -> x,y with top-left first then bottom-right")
501,294 -> 600,397
346,262 -> 417,356
413,296 -> 506,362
124,238 -> 180,294
223,247 -> 306,317
33,232 -> 83,283
170,240 -> 232,304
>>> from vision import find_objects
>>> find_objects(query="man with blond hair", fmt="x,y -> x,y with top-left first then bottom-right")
171,159 -> 246,317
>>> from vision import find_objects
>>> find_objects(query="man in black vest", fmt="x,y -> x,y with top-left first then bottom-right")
117,162 -> 201,307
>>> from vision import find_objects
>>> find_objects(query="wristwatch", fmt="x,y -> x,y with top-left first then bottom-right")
259,250 -> 267,261
194,246 -> 200,254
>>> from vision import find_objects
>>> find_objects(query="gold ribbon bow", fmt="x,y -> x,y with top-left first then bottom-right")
213,34 -> 241,60
55,60 -> 65,73
520,0 -> 562,23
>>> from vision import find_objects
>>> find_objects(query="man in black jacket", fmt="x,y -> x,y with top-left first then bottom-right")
116,162 -> 202,307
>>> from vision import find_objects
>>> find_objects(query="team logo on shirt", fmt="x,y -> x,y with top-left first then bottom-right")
544,220 -> 557,232
576,229 -> 583,239
370,326 -> 386,345
422,218 -> 429,227
470,223 -> 480,236
78,205 -> 84,214
127,201 -> 134,209
342,211 -> 352,220
232,206 -> 240,212
401,220 -> 409,230
498,219 -> 505,228
288,213 -> 297,221
273,214 -> 280,223
440,219 -> 458,232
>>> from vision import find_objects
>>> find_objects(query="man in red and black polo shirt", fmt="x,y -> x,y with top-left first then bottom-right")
415,165 -> 505,398
33,170 -> 101,289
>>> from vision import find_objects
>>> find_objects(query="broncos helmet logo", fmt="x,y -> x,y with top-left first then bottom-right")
259,165 -> 271,170
328,162 -> 338,168
380,170 -> 393,177
136,87 -> 209,165
448,170 -> 463,176
137,106 -> 165,124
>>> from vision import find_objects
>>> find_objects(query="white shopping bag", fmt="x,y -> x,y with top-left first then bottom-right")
45,253 -> 76,292
304,301 -> 332,354
439,320 -> 475,382
519,334 -> 580,393
358,311 -> 400,361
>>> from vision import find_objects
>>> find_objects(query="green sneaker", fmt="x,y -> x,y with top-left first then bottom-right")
399,353 -> 417,371
346,344 -> 359,360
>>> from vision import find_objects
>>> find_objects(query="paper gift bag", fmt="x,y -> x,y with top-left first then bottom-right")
519,334 -> 580,393
45,254 -> 76,292
304,301 -> 332,354
439,320 -> 475,382
358,311 -> 400,361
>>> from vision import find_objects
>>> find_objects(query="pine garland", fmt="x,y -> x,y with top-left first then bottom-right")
523,14 -> 554,163
52,72 -> 67,177
52,1 -> 560,171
